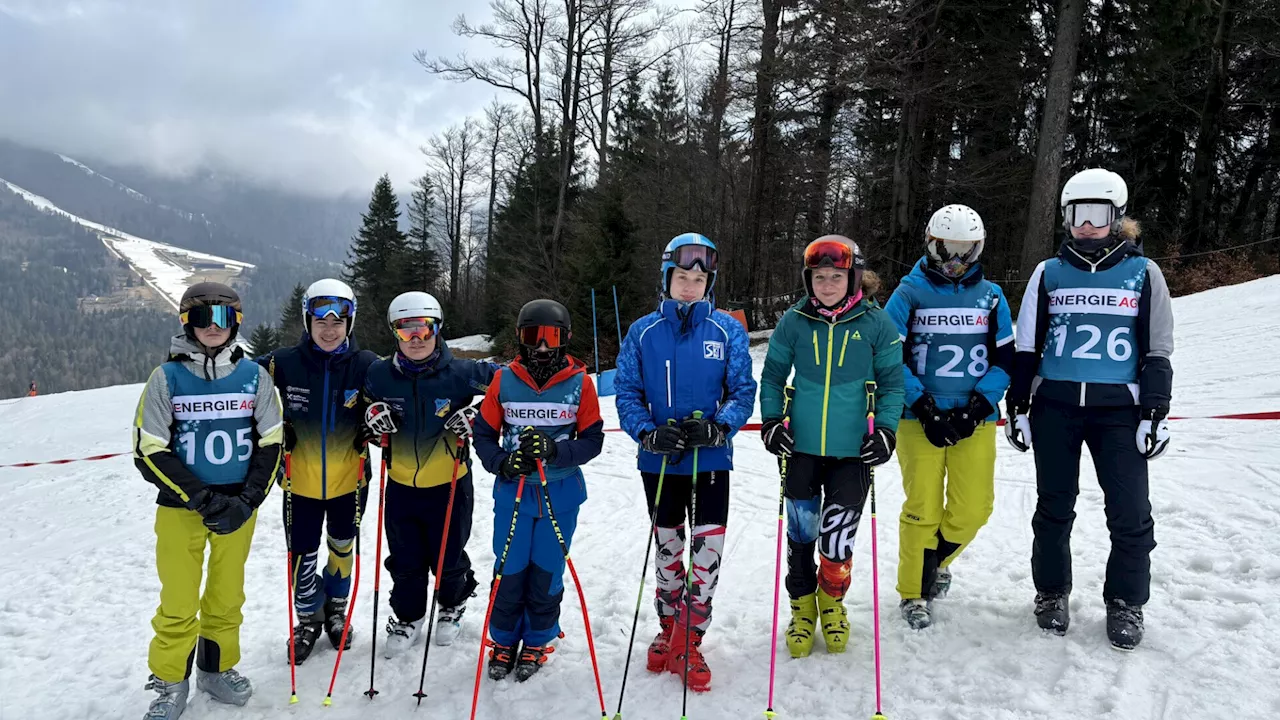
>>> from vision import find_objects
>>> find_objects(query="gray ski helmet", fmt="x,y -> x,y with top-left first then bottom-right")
179,281 -> 242,345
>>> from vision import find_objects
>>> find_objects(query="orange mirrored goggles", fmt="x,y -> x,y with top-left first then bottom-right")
804,239 -> 861,270
517,325 -> 567,349
391,316 -> 439,342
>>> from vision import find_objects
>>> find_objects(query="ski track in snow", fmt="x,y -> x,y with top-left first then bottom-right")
3,277 -> 1280,719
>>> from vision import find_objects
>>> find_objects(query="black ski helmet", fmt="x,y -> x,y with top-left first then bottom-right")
179,281 -> 242,346
516,299 -> 572,335
516,299 -> 571,370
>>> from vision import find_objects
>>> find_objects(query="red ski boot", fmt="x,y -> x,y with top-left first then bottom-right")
666,624 -> 711,692
647,616 -> 676,672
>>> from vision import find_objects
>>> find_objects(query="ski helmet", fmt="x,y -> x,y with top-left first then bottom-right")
179,281 -> 242,346
924,204 -> 985,279
660,233 -> 718,300
1060,168 -> 1128,255
516,299 -> 572,367
302,278 -> 357,335
802,235 -> 865,301
387,291 -> 444,343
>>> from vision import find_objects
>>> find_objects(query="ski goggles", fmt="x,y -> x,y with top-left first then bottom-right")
306,296 -> 355,320
517,325 -> 568,349
1064,202 -> 1116,228
663,244 -> 718,272
180,305 -> 240,330
391,316 -> 439,342
804,238 -> 863,270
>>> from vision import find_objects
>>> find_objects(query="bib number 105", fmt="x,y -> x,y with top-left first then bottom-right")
179,428 -> 254,466
1051,324 -> 1132,361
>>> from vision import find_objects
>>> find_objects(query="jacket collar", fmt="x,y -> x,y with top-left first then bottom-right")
912,256 -> 985,288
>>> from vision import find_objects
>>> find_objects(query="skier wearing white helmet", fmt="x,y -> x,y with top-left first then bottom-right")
1007,168 -> 1175,651
884,205 -> 1015,630
360,291 -> 500,657
255,278 -> 379,663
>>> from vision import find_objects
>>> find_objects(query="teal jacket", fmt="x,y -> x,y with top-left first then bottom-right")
760,294 -> 905,458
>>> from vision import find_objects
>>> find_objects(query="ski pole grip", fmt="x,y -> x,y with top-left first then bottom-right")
864,380 -> 877,433
781,385 -> 795,428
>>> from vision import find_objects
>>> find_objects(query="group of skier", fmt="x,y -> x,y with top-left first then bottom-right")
134,166 -> 1173,718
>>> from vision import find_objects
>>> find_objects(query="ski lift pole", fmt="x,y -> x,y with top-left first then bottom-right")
591,288 -> 601,377
612,285 -> 623,348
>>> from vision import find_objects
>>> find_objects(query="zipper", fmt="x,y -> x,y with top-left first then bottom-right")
1080,381 -> 1087,407
838,329 -> 850,367
821,322 -> 834,455
320,356 -> 330,500
665,359 -> 673,409
411,378 -> 422,487
812,330 -> 820,366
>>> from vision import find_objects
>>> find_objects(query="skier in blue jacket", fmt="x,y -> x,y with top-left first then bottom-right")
884,205 -> 1014,630
614,233 -> 757,692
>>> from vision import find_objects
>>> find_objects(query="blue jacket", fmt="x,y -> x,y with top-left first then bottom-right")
884,259 -> 1014,420
615,300 -> 757,473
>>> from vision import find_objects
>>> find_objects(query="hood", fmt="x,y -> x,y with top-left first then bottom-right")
168,334 -> 246,381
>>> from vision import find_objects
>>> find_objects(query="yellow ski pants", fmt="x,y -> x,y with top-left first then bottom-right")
895,421 -> 996,599
148,505 -> 258,682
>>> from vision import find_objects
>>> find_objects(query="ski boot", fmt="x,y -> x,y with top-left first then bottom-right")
487,641 -> 519,681
1034,592 -> 1070,635
900,598 -> 932,630
383,616 -> 423,659
666,624 -> 711,692
816,588 -> 850,653
143,675 -> 188,720
435,601 -> 466,647
931,566 -> 952,599
324,597 -> 352,650
647,616 -> 676,672
514,635 -> 560,683
196,668 -> 252,706
287,611 -> 325,664
785,593 -> 819,658
1106,599 -> 1144,651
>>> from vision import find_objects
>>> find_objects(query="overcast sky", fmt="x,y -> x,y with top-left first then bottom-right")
0,1 -> 500,197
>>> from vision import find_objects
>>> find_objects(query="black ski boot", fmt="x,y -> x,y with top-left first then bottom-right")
324,597 -> 352,650
288,612 -> 325,665
1106,599 -> 1144,651
1034,592 -> 1070,635
514,642 -> 556,682
487,641 -> 518,681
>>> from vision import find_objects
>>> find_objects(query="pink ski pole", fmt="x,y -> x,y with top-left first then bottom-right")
765,386 -> 795,719
866,381 -> 887,720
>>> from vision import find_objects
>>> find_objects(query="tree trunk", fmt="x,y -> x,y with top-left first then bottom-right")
1019,0 -> 1087,278
745,0 -> 783,324
1185,0 -> 1232,253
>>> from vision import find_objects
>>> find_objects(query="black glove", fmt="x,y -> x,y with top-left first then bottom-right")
518,427 -> 558,461
681,416 -> 729,448
641,424 -> 687,455
198,493 -> 254,535
283,421 -> 297,452
860,426 -> 896,466
911,395 -> 961,448
948,392 -> 996,441
761,419 -> 794,457
354,421 -> 377,451
500,450 -> 534,478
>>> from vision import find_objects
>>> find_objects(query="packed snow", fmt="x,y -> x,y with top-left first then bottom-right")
446,334 -> 495,353
57,153 -> 153,204
1,277 -> 1278,719
0,177 -> 252,309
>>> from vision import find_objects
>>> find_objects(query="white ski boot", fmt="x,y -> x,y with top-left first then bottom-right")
196,668 -> 252,706
383,616 -> 424,658
434,602 -> 467,646
143,676 -> 188,720
900,598 -> 933,630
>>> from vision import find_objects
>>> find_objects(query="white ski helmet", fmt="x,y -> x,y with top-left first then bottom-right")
302,278 -> 357,334
387,291 -> 443,327
1060,168 -> 1128,231
925,204 -> 985,278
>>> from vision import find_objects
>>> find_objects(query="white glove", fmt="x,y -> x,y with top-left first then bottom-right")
365,401 -> 398,435
445,404 -> 479,439
1005,413 -> 1032,452
1136,417 -> 1170,460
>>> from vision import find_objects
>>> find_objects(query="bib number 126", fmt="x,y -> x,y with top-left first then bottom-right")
1051,324 -> 1132,361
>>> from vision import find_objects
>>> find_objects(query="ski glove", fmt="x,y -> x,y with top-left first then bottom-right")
445,403 -> 481,440
365,401 -> 399,436
1004,409 -> 1032,453
500,450 -> 534,479
518,427 -> 558,461
1136,406 -> 1170,460
641,424 -> 687,455
760,419 -> 794,457
860,427 -> 896,466
911,395 -> 961,448
949,392 -> 996,441
198,494 -> 254,535
283,421 -> 297,452
681,416 -> 729,448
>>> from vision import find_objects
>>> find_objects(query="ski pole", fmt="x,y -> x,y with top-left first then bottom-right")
865,381 -> 887,720
364,435 -> 390,699
534,457 -> 608,719
613,421 -> 676,720
469,472 -> 528,720
680,412 -> 701,720
323,460 -> 366,707
764,386 -> 795,720
285,452 -> 299,705
414,436 -> 467,705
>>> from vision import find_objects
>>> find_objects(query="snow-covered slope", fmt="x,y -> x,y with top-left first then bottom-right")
0,177 -> 252,309
1,278 -> 1278,719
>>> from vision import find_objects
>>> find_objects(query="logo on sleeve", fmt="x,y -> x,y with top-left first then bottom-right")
703,340 -> 724,360
435,398 -> 452,417
343,390 -> 359,408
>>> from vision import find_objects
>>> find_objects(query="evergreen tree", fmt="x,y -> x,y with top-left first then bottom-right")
247,322 -> 281,356
344,174 -> 412,355
278,283 -> 305,343
406,173 -> 445,295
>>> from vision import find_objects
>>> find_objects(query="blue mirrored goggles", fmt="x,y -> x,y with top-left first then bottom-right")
180,305 -> 240,329
307,297 -> 355,320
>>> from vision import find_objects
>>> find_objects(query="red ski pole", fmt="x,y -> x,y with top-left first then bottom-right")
469,473 -> 528,720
